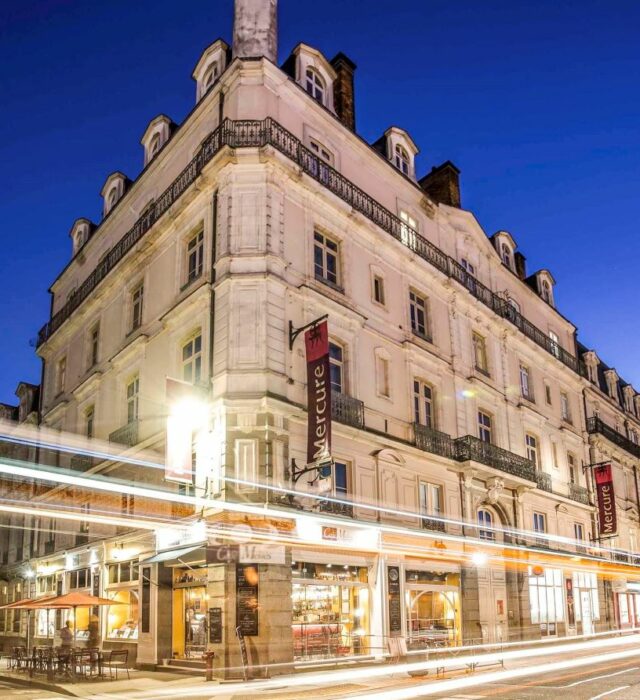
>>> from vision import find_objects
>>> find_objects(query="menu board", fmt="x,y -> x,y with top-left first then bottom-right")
236,564 -> 259,636
141,566 -> 151,634
209,607 -> 222,644
387,566 -> 402,635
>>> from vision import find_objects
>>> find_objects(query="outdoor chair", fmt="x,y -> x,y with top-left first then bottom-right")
105,649 -> 130,680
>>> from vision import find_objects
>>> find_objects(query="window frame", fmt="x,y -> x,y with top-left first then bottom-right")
85,405 -> 95,439
305,68 -> 325,104
88,323 -> 100,369
560,391 -> 572,423
55,356 -> 67,396
478,410 -> 493,444
185,229 -> 205,286
413,379 -> 435,429
313,230 -> 341,290
126,375 -> 140,424
182,333 -> 203,385
372,274 -> 385,306
525,433 -> 539,468
478,508 -> 495,541
131,284 -> 144,332
329,341 -> 345,394
472,332 -> 489,375
394,144 -> 410,175
520,364 -> 534,401
409,289 -> 430,341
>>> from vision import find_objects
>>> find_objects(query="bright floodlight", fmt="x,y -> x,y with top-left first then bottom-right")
471,551 -> 488,566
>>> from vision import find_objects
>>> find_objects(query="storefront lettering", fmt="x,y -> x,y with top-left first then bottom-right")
305,322 -> 332,465
594,463 -> 618,537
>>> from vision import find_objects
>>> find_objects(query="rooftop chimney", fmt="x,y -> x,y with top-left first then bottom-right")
330,53 -> 357,131
419,161 -> 461,208
233,0 -> 278,62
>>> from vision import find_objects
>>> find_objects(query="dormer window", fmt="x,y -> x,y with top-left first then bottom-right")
107,188 -> 118,210
394,144 -> 410,175
305,68 -> 325,104
541,280 -> 551,303
501,243 -> 513,269
75,230 -> 85,250
69,217 -> 95,256
141,115 -> 175,166
148,133 -> 161,160
192,39 -> 229,102
202,63 -> 219,93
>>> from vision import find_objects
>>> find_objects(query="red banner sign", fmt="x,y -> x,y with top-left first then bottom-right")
594,462 -> 617,537
305,321 -> 332,466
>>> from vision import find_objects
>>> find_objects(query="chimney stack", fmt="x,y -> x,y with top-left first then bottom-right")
419,161 -> 461,208
233,0 -> 278,62
330,53 -> 357,131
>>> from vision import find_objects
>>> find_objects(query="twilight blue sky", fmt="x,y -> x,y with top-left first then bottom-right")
0,0 -> 639,404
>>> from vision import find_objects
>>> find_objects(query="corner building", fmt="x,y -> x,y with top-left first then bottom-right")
2,0 -> 640,675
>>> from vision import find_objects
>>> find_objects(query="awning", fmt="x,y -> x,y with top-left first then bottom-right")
140,543 -> 206,566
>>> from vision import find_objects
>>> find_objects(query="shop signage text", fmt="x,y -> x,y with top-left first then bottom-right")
387,566 -> 402,635
236,564 -> 259,636
594,462 -> 617,537
304,321 -> 332,466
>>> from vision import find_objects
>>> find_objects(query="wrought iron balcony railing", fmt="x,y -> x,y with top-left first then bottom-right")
413,423 -> 455,459
586,416 -> 640,459
421,516 -> 446,533
108,420 -> 139,447
454,435 -> 536,482
36,119 -> 578,375
317,500 -> 354,518
331,392 -> 364,430
568,483 -> 590,505
536,471 -> 552,493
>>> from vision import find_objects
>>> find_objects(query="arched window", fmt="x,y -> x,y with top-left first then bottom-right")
501,243 -> 512,269
541,280 -> 552,304
305,68 -> 325,104
477,509 -> 495,540
75,230 -> 85,251
148,133 -> 161,160
394,144 -> 410,175
203,63 -> 219,92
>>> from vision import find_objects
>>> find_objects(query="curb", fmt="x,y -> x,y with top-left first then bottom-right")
0,672 -> 76,697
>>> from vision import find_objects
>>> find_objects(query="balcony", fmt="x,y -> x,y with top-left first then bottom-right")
109,420 -> 139,447
536,471 -> 553,493
421,516 -> 446,533
569,483 -> 590,505
586,416 -> 640,459
414,423 -> 455,459
317,500 -> 354,518
331,393 -> 364,430
454,435 -> 536,482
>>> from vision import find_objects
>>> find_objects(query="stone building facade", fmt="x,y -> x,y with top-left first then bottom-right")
1,0 -> 639,674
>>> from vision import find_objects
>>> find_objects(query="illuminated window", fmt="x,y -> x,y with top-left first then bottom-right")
572,571 -> 600,621
305,68 -> 325,104
314,231 -> 340,288
186,230 -> 204,285
107,589 -> 139,640
182,334 -> 202,384
121,494 -> 135,516
400,210 -> 417,245
529,567 -> 564,625
549,330 -> 560,359
394,144 -> 410,175
126,376 -> 139,423
413,380 -> 434,429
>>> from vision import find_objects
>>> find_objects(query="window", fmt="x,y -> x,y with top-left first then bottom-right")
541,280 -> 552,304
533,512 -> 546,534
107,589 -> 139,640
131,284 -> 144,331
107,188 -> 118,210
89,323 -> 100,368
376,355 -> 390,398
400,210 -> 417,245
186,230 -> 204,284
182,334 -> 202,384
126,376 -> 139,423
574,522 -> 585,543
409,290 -> 430,340
520,365 -> 533,401
460,258 -> 475,275
549,331 -> 560,359
551,442 -> 559,469
85,406 -> 95,439
373,274 -> 385,305
545,383 -> 552,405
478,411 -> 492,443
560,391 -> 572,423
508,298 -> 521,315
79,504 -> 89,534
529,567 -> 564,625
69,567 -> 89,589
329,342 -> 344,394
108,560 -> 139,585
567,452 -> 577,484
202,63 -> 219,92
420,482 -> 443,528
305,68 -> 325,103
55,356 -> 66,396
308,139 -> 333,182
334,461 -> 349,498
235,438 -> 257,492
313,231 -> 340,288
394,144 -> 410,175
413,380 -> 434,428
472,332 -> 489,374
478,509 -> 495,540
309,139 -> 333,164
148,133 -> 161,160
525,434 -> 538,467
501,243 -> 512,269
572,571 -> 600,622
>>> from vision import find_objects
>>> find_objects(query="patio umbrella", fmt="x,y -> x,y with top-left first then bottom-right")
0,595 -> 60,652
33,592 -> 114,647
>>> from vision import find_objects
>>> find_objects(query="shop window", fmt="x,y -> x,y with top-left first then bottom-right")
107,589 -> 139,640
572,571 -> 600,621
69,568 -> 90,590
529,567 -> 564,631
36,609 -> 55,637
405,569 -> 460,647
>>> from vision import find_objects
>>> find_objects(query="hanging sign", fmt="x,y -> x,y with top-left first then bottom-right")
304,321 -> 332,466
594,462 -> 617,537
387,566 -> 402,635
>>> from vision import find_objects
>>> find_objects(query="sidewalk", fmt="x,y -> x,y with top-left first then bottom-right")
2,633 -> 640,699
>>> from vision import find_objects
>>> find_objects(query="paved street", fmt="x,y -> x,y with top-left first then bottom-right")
0,680 -> 66,699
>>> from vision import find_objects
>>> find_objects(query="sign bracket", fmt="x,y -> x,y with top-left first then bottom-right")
288,314 -> 328,350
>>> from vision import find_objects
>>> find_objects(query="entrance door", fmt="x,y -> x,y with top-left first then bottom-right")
580,591 -> 594,635
184,587 -> 207,658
